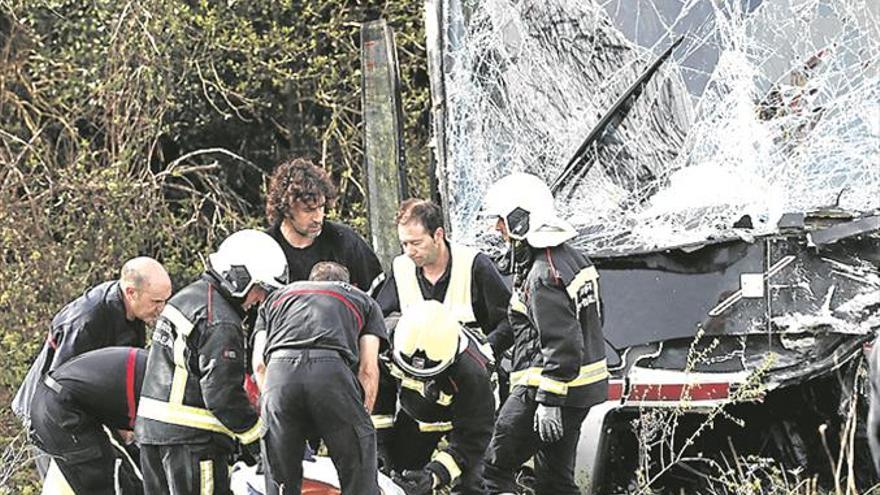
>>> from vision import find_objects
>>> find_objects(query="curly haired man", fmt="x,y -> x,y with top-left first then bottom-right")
265,157 -> 382,291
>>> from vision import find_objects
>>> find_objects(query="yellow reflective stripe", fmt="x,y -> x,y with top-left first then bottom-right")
372,415 -> 395,429
431,450 -> 462,482
437,392 -> 453,406
169,335 -> 188,405
139,397 -> 241,439
510,293 -> 528,315
200,459 -> 214,495
444,244 -> 477,324
162,304 -> 194,336
393,254 -> 422,310
566,266 -> 599,301
163,304 -> 194,405
538,376 -> 569,396
400,375 -> 425,394
43,460 -> 76,495
394,366 -> 454,406
418,421 -> 453,432
510,359 -> 609,390
236,417 -> 263,445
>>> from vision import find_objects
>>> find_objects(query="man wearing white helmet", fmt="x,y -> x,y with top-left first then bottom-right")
481,173 -> 609,494
136,229 -> 288,495
383,300 -> 495,495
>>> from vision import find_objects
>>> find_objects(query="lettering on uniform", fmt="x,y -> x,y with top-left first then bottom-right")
152,320 -> 174,348
575,280 -> 599,318
221,349 -> 238,360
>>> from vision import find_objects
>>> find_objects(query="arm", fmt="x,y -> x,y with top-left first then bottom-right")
251,330 -> 267,391
349,234 -> 384,292
358,334 -> 381,412
427,364 -> 495,488
50,306 -> 109,370
530,274 -> 584,406
471,253 -> 512,336
198,322 -> 261,446
372,270 -> 401,316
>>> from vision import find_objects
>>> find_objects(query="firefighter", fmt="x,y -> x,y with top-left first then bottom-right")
29,346 -> 148,495
373,198 -> 512,352
136,229 -> 287,495
252,261 -> 386,495
384,300 -> 495,495
13,256 -> 171,475
265,157 -> 383,291
371,199 -> 513,440
480,173 -> 609,494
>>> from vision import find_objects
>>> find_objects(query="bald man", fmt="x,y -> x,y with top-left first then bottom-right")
13,257 -> 171,473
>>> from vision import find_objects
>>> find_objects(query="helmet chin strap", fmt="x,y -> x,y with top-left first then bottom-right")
511,240 -> 534,290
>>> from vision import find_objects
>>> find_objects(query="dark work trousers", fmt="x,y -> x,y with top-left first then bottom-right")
29,380 -> 143,495
140,443 -> 231,495
260,349 -> 379,495
389,411 -> 484,495
483,386 -> 590,495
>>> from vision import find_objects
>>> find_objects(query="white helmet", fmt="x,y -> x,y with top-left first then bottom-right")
392,301 -> 461,378
483,172 -> 576,248
207,229 -> 288,298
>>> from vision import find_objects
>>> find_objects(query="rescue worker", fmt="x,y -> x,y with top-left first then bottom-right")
481,172 -> 609,494
136,229 -> 287,495
372,199 -> 512,432
29,346 -> 148,495
13,257 -> 171,473
265,157 -> 383,291
384,301 -> 495,495
253,261 -> 386,495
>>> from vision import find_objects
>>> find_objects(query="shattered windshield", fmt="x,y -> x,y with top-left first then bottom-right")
434,0 -> 879,256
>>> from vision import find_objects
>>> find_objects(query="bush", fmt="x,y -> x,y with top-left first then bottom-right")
0,1 -> 428,490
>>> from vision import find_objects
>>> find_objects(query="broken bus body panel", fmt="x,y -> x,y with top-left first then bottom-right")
577,214 -> 880,492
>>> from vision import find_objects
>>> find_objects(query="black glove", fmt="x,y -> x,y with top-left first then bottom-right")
394,469 -> 436,495
240,440 -> 263,468
377,447 -> 392,475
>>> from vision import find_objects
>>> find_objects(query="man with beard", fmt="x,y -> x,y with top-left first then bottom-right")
264,157 -> 383,292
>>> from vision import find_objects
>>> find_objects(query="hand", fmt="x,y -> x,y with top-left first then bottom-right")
394,469 -> 436,495
376,448 -> 392,475
533,403 -> 563,443
240,441 -> 262,468
116,429 -> 136,445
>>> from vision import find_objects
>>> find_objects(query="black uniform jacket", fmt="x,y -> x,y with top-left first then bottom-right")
508,243 -> 609,408
385,336 -> 495,485
256,280 -> 387,367
136,274 -> 260,450
34,347 -> 148,431
13,281 -> 145,421
267,220 -> 383,292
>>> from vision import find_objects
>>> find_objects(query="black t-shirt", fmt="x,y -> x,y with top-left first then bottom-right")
48,346 -> 148,430
267,220 -> 383,291
256,281 -> 388,367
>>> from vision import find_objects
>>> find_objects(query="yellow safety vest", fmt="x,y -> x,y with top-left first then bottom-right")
393,243 -> 478,325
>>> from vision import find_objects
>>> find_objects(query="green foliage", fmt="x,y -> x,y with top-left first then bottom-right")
0,0 -> 428,489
